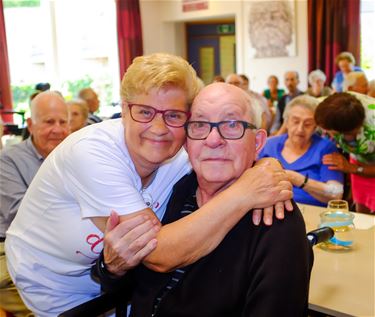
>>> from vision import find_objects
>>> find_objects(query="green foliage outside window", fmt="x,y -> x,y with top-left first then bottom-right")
10,74 -> 115,123
62,76 -> 94,100
4,0 -> 40,8
11,84 -> 34,112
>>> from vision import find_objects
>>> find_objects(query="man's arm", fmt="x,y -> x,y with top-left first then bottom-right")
0,153 -> 29,232
241,203 -> 313,316
103,164 -> 293,274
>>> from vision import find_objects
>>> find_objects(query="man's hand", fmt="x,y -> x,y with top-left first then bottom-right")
103,211 -> 160,276
322,153 -> 355,174
251,159 -> 294,225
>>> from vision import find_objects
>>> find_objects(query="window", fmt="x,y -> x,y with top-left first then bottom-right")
361,0 -> 375,80
4,0 -> 120,122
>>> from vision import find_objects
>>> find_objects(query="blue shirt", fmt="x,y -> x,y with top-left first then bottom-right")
331,66 -> 362,92
259,134 -> 344,206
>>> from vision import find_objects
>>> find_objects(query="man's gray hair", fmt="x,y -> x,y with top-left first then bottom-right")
343,72 -> 368,92
243,92 -> 260,128
285,71 -> 299,80
308,69 -> 326,85
283,95 -> 319,121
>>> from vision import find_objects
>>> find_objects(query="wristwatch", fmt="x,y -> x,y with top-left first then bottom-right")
356,166 -> 364,174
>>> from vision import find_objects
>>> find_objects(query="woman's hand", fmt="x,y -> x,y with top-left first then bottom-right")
103,211 -> 160,276
323,153 -> 355,173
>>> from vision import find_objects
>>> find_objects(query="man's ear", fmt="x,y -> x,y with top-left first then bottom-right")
255,129 -> 267,155
26,117 -> 33,134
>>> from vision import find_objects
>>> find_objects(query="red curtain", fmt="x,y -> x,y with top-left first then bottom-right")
308,0 -> 361,85
116,0 -> 143,79
0,0 -> 13,123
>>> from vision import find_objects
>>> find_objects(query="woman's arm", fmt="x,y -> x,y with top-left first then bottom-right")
323,152 -> 375,177
286,170 -> 343,204
103,163 -> 293,274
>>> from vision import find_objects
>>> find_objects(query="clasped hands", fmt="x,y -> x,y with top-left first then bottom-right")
103,163 -> 293,276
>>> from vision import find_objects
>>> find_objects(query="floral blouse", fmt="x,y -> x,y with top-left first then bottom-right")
335,93 -> 375,164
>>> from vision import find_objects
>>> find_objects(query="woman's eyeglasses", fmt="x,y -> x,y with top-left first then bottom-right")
128,103 -> 190,128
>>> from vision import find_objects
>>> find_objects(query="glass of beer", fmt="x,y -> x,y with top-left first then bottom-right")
319,200 -> 355,252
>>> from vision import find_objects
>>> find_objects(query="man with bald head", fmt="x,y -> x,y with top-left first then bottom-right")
270,71 -> 303,134
102,83 -> 312,316
0,91 -> 69,316
78,87 -> 102,125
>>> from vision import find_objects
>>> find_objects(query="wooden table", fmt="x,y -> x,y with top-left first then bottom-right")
299,204 -> 375,317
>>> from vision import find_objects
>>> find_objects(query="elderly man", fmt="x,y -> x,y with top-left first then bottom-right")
78,87 -> 102,125
99,83 -> 312,316
343,72 -> 369,95
0,91 -> 69,316
270,71 -> 304,134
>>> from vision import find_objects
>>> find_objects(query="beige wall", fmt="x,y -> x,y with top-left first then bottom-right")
140,0 -> 308,93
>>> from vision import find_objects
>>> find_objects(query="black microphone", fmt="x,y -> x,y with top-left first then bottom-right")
306,227 -> 334,246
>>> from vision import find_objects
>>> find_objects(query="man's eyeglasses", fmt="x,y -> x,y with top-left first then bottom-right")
128,104 -> 190,128
185,120 -> 257,140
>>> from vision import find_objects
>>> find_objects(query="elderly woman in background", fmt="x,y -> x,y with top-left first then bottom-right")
263,75 -> 285,108
67,99 -> 89,133
315,92 -> 375,213
259,95 -> 344,206
343,72 -> 369,94
331,52 -> 362,92
306,70 -> 332,98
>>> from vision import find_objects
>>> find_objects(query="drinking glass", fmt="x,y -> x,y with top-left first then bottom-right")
319,200 -> 355,252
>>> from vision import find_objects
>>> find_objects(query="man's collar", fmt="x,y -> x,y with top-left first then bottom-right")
26,137 -> 44,161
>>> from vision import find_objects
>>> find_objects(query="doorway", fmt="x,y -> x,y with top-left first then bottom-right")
186,21 -> 236,84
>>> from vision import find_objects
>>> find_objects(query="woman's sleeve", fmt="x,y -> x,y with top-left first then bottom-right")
61,137 -> 146,218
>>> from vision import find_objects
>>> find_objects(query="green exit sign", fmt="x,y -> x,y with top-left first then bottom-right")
217,24 -> 234,34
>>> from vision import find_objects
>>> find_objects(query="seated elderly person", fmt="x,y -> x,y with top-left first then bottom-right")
259,95 -> 344,206
331,51 -> 362,92
67,99 -> 89,133
78,87 -> 102,125
343,72 -> 369,95
98,83 -> 312,316
306,69 -> 333,98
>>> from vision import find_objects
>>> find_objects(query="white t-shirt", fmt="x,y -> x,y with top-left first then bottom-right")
5,119 -> 191,316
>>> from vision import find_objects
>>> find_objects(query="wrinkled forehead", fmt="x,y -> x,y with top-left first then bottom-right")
191,85 -> 253,120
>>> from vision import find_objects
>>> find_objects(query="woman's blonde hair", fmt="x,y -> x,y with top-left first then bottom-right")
120,53 -> 201,106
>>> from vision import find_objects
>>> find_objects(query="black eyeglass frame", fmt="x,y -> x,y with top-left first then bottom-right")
185,120 -> 257,140
127,103 -> 191,128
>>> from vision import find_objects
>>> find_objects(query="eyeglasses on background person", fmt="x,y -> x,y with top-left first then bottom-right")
185,120 -> 257,140
128,103 -> 190,127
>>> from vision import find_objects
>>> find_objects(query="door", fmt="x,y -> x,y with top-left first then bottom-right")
186,22 -> 236,84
